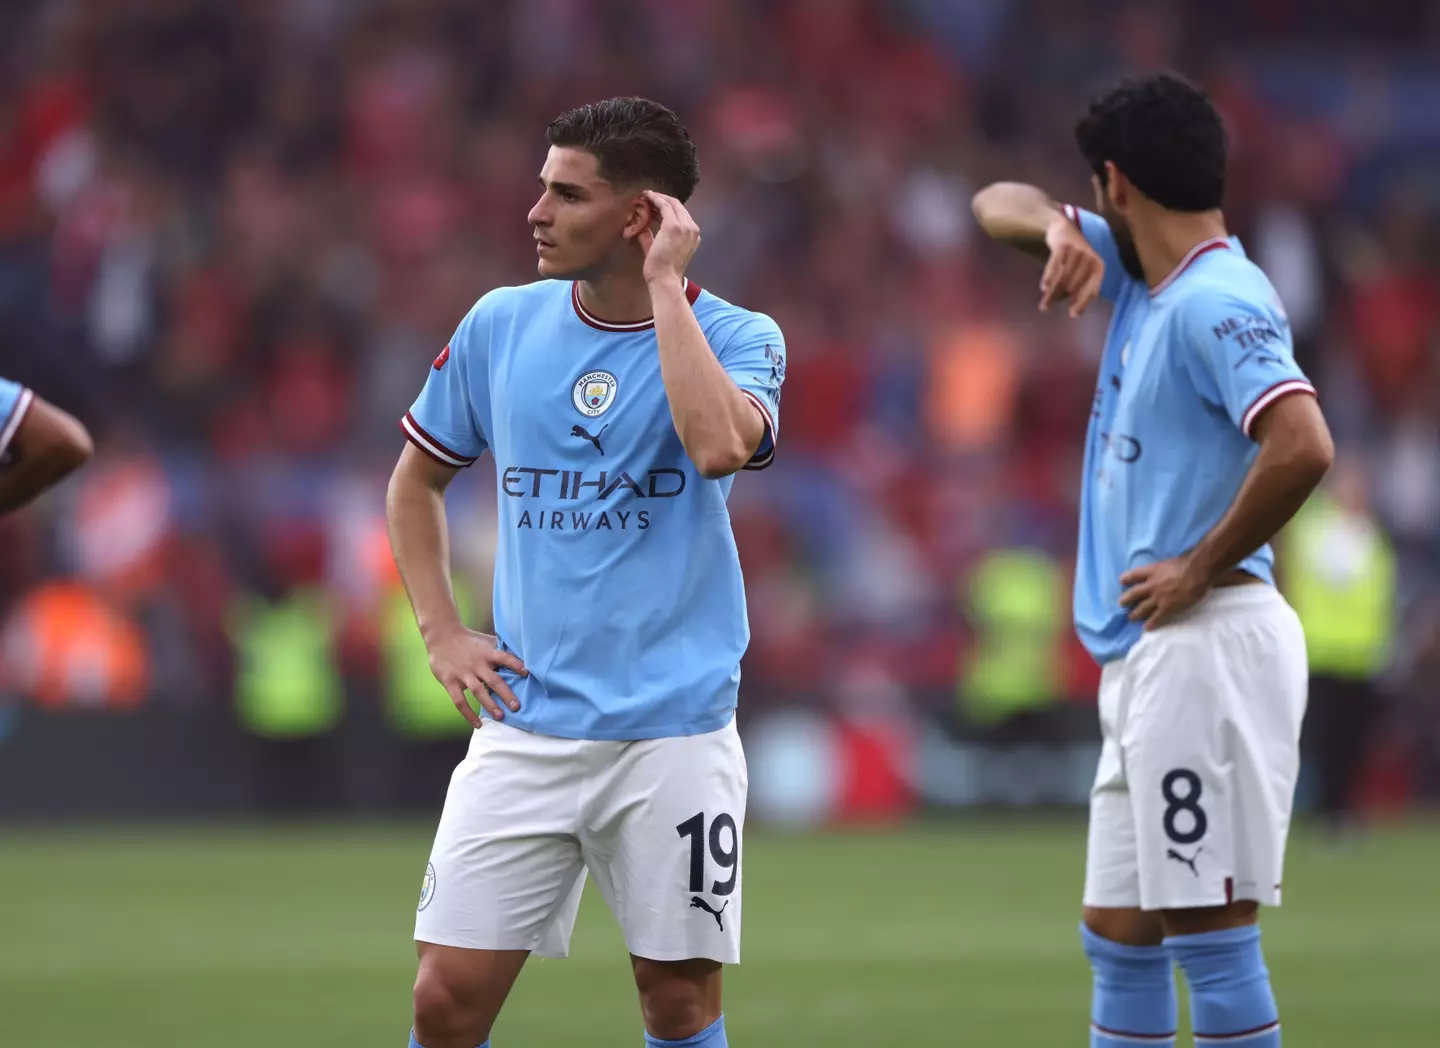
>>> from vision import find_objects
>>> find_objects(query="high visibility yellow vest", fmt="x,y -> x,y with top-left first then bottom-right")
231,589 -> 343,738
960,549 -> 1066,723
1281,494 -> 1395,678
381,578 -> 482,738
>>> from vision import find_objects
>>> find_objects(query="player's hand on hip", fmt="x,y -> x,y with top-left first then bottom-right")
639,190 -> 701,287
1118,556 -> 1209,630
425,626 -> 528,727
1039,216 -> 1105,318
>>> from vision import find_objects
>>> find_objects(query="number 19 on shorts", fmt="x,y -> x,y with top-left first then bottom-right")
676,811 -> 739,895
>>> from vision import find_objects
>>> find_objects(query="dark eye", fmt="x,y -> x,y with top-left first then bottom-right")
558,190 -> 578,202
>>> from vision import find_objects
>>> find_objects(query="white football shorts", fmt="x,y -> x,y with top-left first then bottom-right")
1083,584 -> 1308,911
414,716 -> 746,963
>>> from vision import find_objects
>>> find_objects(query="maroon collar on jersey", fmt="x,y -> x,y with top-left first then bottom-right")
572,279 -> 703,332
1150,238 -> 1232,297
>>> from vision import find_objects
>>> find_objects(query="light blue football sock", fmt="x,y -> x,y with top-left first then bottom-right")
1082,923 -> 1177,1047
644,1014 -> 726,1047
1166,925 -> 1280,1046
407,1034 -> 489,1048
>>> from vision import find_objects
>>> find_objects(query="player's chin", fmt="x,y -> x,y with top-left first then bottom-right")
536,251 -> 583,281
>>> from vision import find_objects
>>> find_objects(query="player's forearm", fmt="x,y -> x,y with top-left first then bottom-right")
0,400 -> 92,512
1186,428 -> 1333,587
649,278 -> 760,479
971,182 -> 1068,253
386,463 -> 464,642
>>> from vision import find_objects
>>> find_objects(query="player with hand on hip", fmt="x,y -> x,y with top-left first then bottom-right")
973,74 -> 1333,1047
0,377 -> 92,513
386,97 -> 783,1048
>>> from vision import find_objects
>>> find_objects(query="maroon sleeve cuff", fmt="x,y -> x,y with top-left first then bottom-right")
399,412 -> 479,467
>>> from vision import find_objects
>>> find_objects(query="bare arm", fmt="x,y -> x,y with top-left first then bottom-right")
1185,394 -> 1334,586
1120,394 -> 1334,627
971,181 -> 1068,261
386,443 -> 466,642
971,181 -> 1105,316
0,393 -> 93,513
643,191 -> 765,479
386,443 -> 525,724
650,278 -> 765,479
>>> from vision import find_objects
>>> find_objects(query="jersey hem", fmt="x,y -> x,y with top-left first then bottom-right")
1079,577 -> 1284,664
485,707 -> 736,741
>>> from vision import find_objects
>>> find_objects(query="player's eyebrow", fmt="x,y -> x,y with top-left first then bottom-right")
538,176 -> 587,198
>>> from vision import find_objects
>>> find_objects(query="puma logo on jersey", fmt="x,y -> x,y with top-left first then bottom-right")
689,896 -> 728,931
570,423 -> 608,455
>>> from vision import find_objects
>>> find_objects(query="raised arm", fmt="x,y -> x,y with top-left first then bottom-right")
971,182 -> 1070,261
971,181 -> 1107,317
642,191 -> 767,479
0,389 -> 93,513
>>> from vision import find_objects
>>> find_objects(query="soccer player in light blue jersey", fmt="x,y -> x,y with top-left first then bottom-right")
386,98 -> 784,1048
0,377 -> 92,512
974,74 -> 1334,1047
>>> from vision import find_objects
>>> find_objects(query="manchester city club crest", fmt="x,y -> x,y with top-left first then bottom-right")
418,862 -> 436,912
573,370 -> 618,418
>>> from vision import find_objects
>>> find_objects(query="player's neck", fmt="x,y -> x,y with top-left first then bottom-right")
1135,210 -> 1228,291
576,270 -> 657,325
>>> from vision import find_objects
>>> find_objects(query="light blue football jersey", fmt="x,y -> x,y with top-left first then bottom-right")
0,376 -> 33,462
401,279 -> 784,740
1067,205 -> 1316,664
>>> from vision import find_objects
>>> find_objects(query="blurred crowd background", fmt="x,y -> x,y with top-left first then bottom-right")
1,0 -> 1438,823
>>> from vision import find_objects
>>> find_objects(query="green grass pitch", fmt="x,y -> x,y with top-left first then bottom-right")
2,819 -> 1436,1045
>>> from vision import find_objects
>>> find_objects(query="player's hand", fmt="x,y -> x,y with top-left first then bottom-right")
1118,556 -> 1209,630
639,190 -> 701,287
1039,215 -> 1105,318
425,626 -> 528,727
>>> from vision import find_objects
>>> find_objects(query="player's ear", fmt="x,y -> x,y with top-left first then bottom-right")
1103,161 -> 1128,210
621,193 -> 654,241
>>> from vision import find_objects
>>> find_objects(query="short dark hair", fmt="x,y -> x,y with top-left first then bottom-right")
545,97 -> 700,202
1074,73 -> 1228,212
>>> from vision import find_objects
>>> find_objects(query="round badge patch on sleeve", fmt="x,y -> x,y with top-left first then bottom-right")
418,862 -> 436,912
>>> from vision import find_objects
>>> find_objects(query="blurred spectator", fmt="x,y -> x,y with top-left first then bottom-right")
228,518 -> 344,813
1284,455 -> 1397,833
0,576 -> 148,709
